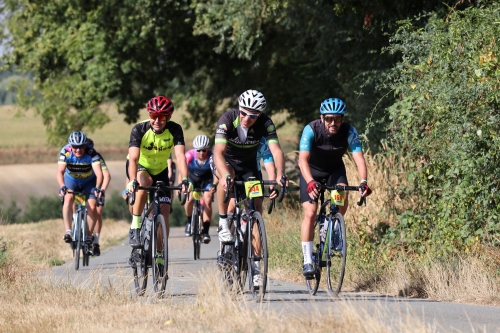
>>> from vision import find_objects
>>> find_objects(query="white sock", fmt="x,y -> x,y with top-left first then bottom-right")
219,217 -> 228,228
72,213 -> 78,222
302,241 -> 313,265
93,233 -> 100,244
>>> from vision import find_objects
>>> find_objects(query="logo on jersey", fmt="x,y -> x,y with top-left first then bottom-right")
267,124 -> 275,132
219,124 -> 228,130
159,196 -> 172,204
216,129 -> 225,134
163,138 -> 171,142
59,155 -> 66,162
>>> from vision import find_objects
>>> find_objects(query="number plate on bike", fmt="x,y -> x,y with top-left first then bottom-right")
75,194 -> 86,205
244,180 -> 263,198
331,190 -> 345,206
192,191 -> 202,200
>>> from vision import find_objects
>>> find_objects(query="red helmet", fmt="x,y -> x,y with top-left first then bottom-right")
146,96 -> 174,115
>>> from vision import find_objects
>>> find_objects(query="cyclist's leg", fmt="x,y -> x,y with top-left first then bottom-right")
200,180 -> 213,242
62,174 -> 77,241
152,168 -> 173,238
327,167 -> 349,215
82,178 -> 98,243
129,167 -> 153,247
216,161 -> 235,243
299,173 -> 319,277
183,188 -> 194,236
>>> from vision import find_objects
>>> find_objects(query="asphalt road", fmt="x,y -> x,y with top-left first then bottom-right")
50,227 -> 500,333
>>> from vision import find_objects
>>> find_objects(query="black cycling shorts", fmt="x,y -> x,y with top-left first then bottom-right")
126,160 -> 172,205
299,165 -> 348,204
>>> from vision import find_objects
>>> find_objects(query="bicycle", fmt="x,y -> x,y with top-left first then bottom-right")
129,181 -> 184,297
217,176 -> 286,302
62,189 -> 102,271
305,184 -> 366,296
187,187 -> 213,260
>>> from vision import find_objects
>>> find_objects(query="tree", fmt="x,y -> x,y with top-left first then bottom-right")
1,0 -> 463,146
381,2 -> 500,254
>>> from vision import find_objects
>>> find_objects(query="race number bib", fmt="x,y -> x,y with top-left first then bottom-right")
192,191 -> 202,201
331,190 -> 345,206
244,180 -> 263,198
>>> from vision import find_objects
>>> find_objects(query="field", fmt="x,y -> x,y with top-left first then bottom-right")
0,104 -> 302,164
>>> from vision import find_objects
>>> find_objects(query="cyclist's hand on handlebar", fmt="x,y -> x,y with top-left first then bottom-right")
221,174 -> 232,191
181,178 -> 192,193
126,179 -> 138,193
359,181 -> 372,197
307,180 -> 320,200
210,182 -> 218,193
269,186 -> 279,199
59,185 -> 68,197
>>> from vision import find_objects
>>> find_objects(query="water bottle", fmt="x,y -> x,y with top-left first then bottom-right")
143,217 -> 152,251
319,216 -> 327,243
333,219 -> 341,250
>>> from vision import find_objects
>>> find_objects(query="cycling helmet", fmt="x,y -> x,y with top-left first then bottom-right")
86,137 -> 94,147
68,131 -> 87,146
193,135 -> 210,149
320,98 -> 346,115
146,96 -> 174,114
238,89 -> 267,112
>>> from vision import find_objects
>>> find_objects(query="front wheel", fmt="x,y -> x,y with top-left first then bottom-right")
73,211 -> 83,271
152,215 -> 168,296
192,208 -> 201,260
248,212 -> 268,302
326,213 -> 347,296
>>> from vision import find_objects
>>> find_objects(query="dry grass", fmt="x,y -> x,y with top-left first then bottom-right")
0,219 -> 130,268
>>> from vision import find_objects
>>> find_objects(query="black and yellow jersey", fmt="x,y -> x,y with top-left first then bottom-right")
129,120 -> 185,175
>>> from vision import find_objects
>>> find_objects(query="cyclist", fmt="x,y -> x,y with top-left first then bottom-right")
182,135 -> 217,243
57,131 -> 103,246
85,137 -> 111,256
298,97 -> 372,278
213,89 -> 287,287
126,95 -> 189,249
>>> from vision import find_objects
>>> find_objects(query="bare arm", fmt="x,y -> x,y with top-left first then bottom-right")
57,163 -> 66,193
213,143 -> 231,190
92,162 -> 103,189
128,147 -> 140,183
101,169 -> 111,191
174,145 -> 188,191
268,142 -> 286,182
351,152 -> 368,183
263,161 -> 276,181
298,150 -> 313,183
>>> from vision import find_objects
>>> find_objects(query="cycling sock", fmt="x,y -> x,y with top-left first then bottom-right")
72,212 -> 78,222
66,229 -> 72,234
203,221 -> 210,233
186,216 -> 192,224
93,233 -> 100,244
219,214 -> 228,228
302,241 -> 313,264
131,215 -> 141,229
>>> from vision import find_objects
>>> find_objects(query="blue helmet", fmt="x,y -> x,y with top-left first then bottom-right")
68,131 -> 87,146
320,98 -> 346,115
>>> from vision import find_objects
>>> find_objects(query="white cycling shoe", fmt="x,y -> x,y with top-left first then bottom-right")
217,225 -> 233,243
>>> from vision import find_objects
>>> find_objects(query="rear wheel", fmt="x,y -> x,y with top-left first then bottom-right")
152,215 -> 168,296
326,213 -> 347,296
248,212 -> 268,302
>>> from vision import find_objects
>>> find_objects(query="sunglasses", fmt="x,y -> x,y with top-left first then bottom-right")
197,149 -> 208,153
323,115 -> 343,124
149,114 -> 168,121
239,110 -> 260,119
71,145 -> 85,150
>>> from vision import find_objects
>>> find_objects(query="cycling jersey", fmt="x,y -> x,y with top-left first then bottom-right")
87,144 -> 108,171
256,137 -> 273,172
186,149 -> 213,179
215,109 -> 279,165
129,120 -> 185,176
58,144 -> 102,180
299,120 -> 362,172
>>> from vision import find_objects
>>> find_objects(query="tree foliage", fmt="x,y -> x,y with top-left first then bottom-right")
1,0 -> 459,146
382,3 -> 500,254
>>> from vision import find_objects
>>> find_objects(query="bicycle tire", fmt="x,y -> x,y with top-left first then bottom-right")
74,212 -> 82,271
152,214 -> 168,296
131,218 -> 151,296
237,219 -> 248,293
305,244 -> 321,295
192,207 -> 201,260
326,212 -> 347,296
248,212 -> 268,302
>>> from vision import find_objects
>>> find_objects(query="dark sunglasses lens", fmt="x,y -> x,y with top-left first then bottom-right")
197,149 -> 207,152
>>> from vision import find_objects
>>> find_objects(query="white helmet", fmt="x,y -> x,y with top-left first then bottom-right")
238,89 -> 267,112
68,131 -> 87,146
193,135 -> 210,149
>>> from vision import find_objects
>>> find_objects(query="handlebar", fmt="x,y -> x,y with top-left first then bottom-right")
129,181 -> 184,206
309,183 -> 366,206
61,189 -> 104,206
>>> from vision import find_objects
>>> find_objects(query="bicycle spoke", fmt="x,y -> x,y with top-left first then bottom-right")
248,212 -> 268,302
152,215 -> 168,297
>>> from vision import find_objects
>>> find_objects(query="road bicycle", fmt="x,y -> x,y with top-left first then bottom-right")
187,187 -> 213,260
129,181 -> 184,297
306,184 -> 366,296
62,189 -> 102,271
217,176 -> 286,302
